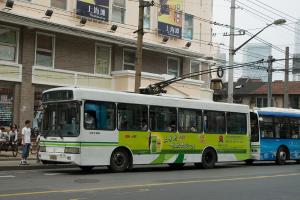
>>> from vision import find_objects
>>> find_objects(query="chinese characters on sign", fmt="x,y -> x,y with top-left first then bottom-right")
158,0 -> 183,38
76,0 -> 109,21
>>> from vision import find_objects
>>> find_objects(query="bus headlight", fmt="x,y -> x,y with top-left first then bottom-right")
64,147 -> 80,154
39,146 -> 46,152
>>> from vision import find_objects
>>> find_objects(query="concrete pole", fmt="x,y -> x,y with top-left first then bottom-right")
134,0 -> 145,93
228,0 -> 236,103
284,47 -> 289,108
267,56 -> 273,107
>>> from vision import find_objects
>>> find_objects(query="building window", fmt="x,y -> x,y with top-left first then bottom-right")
144,6 -> 151,29
35,33 -> 54,67
256,97 -> 268,108
0,26 -> 18,62
183,14 -> 193,40
190,61 -> 201,80
167,57 -> 180,77
51,0 -> 67,10
95,45 -> 111,75
112,0 -> 126,24
123,50 -> 135,70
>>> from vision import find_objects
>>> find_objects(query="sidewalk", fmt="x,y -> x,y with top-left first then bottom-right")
0,151 -> 75,171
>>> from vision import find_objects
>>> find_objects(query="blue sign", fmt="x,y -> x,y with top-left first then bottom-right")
158,22 -> 182,38
76,0 -> 109,22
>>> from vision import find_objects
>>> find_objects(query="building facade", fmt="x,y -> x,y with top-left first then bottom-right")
0,0 -> 215,128
240,43 -> 272,82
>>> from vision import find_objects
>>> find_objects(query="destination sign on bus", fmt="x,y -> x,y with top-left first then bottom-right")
42,90 -> 73,102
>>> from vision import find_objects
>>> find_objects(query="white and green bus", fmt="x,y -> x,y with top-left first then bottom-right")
39,87 -> 251,172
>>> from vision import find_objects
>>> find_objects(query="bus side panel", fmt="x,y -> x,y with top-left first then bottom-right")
260,139 -> 300,160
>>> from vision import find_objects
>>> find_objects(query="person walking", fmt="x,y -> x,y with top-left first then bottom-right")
21,120 -> 31,165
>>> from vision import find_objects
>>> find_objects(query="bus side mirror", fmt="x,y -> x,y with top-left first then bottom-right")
259,117 -> 263,122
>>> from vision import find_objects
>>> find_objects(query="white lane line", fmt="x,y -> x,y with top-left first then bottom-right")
0,175 -> 15,178
43,173 -> 62,176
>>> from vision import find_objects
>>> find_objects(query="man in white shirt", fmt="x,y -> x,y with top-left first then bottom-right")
21,120 -> 31,165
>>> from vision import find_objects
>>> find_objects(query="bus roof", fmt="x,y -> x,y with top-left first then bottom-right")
44,87 -> 249,113
254,107 -> 300,118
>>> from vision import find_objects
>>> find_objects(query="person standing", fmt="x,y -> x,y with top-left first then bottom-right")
21,120 -> 31,165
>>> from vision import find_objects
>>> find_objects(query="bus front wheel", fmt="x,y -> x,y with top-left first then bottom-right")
110,149 -> 130,172
276,147 -> 288,165
201,148 -> 217,169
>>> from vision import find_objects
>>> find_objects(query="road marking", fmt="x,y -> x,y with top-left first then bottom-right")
43,173 -> 62,176
1,172 -> 300,197
0,175 -> 15,178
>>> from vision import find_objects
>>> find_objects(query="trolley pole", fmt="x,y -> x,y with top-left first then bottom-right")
284,47 -> 289,108
267,56 -> 274,107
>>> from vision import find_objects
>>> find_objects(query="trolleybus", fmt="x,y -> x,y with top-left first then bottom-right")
39,87 -> 251,172
249,107 -> 300,164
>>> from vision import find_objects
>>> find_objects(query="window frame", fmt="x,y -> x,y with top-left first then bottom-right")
178,108 -> 203,133
84,100 -> 116,131
34,32 -> 55,68
183,13 -> 193,40
50,0 -> 68,10
167,56 -> 180,77
117,103 -> 148,131
0,25 -> 19,63
190,60 -> 202,80
123,49 -> 136,70
94,43 -> 112,75
226,112 -> 247,135
149,105 -> 178,133
203,110 -> 226,134
112,0 -> 126,24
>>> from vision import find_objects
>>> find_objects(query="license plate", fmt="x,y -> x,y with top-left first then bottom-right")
50,155 -> 57,160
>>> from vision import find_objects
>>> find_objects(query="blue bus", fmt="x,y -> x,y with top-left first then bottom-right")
249,107 -> 300,164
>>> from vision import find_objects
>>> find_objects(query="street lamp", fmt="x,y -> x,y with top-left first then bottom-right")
227,18 -> 286,103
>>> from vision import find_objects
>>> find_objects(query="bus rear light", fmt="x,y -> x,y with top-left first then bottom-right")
64,147 -> 80,154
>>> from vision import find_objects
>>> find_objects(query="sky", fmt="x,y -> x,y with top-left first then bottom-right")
212,0 -> 300,81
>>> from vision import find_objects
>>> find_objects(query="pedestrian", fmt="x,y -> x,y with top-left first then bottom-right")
21,120 -> 31,165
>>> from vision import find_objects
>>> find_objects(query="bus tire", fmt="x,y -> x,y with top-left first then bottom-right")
79,166 -> 94,172
110,149 -> 130,172
168,163 -> 185,170
201,148 -> 217,169
245,159 -> 254,165
276,147 -> 288,165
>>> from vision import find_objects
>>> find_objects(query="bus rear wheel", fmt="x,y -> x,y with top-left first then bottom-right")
110,149 -> 130,172
201,148 -> 217,169
276,147 -> 288,165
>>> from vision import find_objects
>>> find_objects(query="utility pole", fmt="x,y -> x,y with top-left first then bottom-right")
267,56 -> 274,107
284,47 -> 289,108
228,0 -> 236,103
134,1 -> 154,93
134,0 -> 145,93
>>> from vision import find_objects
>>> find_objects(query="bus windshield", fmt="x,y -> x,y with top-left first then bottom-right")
42,102 -> 80,137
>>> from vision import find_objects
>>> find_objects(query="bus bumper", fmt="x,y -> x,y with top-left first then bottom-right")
39,152 -> 80,164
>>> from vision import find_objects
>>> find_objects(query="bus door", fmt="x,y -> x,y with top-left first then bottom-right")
250,112 -> 260,160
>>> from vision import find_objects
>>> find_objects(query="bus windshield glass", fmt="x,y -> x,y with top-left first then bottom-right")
42,102 -> 80,137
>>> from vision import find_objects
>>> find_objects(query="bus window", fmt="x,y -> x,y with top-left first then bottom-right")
84,101 -> 116,130
178,109 -> 202,133
117,103 -> 148,131
260,116 -> 274,138
250,112 -> 259,142
280,117 -> 291,139
290,118 -> 300,139
227,112 -> 247,134
203,111 -> 225,134
150,106 -> 177,132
